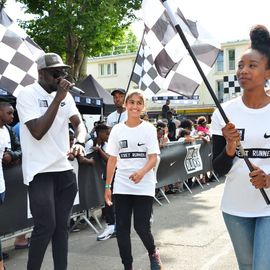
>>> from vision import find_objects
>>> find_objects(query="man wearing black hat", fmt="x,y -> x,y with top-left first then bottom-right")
16,52 -> 87,270
106,88 -> 127,128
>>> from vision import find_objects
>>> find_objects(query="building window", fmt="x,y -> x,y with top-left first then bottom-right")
217,80 -> 224,102
100,64 -> 105,76
99,62 -> 117,76
228,49 -> 235,71
216,51 -> 224,72
113,63 -> 117,74
107,64 -> 111,75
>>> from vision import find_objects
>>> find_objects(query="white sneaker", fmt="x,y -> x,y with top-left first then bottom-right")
97,224 -> 116,241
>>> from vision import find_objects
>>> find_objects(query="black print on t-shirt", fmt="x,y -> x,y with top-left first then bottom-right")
237,128 -> 245,141
119,140 -> 128,149
38,99 -> 48,107
119,152 -> 146,159
236,148 -> 270,158
137,142 -> 145,146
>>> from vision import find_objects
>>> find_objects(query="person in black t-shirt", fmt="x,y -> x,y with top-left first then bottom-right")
161,99 -> 170,119
167,110 -> 176,141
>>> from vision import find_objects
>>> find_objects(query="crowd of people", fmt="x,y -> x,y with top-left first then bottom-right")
0,94 -> 212,270
0,54 -> 212,270
2,23 -> 270,270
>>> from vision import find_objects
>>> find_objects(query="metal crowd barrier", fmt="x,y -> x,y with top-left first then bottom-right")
0,140 -> 214,241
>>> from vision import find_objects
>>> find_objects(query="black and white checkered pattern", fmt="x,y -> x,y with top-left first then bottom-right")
223,75 -> 241,94
131,37 -> 165,97
0,9 -> 43,97
132,0 -> 220,97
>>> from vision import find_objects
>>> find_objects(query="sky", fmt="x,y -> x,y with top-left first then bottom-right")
4,0 -> 270,44
132,0 -> 270,43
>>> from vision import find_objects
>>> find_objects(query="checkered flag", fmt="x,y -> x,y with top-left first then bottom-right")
132,0 -> 219,97
0,9 -> 43,97
223,75 -> 241,94
131,37 -> 164,96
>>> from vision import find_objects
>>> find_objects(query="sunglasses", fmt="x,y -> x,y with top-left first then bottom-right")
46,69 -> 68,79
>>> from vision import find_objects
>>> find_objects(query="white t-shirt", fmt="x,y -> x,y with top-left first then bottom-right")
210,96 -> 270,217
106,121 -> 160,197
16,82 -> 80,185
106,110 -> 128,127
0,126 -> 10,193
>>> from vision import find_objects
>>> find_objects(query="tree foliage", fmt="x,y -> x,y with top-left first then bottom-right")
0,0 -> 6,9
17,0 -> 141,81
98,29 -> 139,56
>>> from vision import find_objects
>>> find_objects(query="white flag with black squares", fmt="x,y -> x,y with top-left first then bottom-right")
223,75 -> 241,94
0,9 -> 43,97
131,37 -> 165,97
132,0 -> 220,97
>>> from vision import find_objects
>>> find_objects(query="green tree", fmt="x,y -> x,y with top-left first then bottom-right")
0,1 -> 6,8
17,0 -> 141,81
98,29 -> 139,56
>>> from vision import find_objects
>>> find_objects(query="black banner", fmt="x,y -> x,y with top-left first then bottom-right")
76,151 -> 105,212
156,141 -> 212,188
0,141 -> 212,236
0,165 -> 32,235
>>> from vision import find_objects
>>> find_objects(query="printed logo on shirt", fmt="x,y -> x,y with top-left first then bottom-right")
170,161 -> 177,167
137,142 -> 145,146
264,132 -> 270,139
38,99 -> 48,107
119,152 -> 146,159
237,129 -> 245,141
119,140 -> 128,149
235,148 -> 270,158
60,101 -> 66,107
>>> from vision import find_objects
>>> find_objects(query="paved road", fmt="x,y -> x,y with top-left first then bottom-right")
3,179 -> 238,270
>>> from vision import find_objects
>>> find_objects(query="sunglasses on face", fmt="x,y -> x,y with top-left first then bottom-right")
46,69 -> 68,79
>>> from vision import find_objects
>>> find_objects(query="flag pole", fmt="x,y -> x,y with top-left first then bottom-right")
161,0 -> 270,205
126,30 -> 146,92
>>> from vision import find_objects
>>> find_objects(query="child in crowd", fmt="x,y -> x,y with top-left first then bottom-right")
84,124 -> 114,241
196,116 -> 210,136
178,128 -> 196,144
156,126 -> 168,149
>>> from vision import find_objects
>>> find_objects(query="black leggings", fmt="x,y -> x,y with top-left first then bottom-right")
114,194 -> 156,268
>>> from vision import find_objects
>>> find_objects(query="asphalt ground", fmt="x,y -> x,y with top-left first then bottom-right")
3,178 -> 239,270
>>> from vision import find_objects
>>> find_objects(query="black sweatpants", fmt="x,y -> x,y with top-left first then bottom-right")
114,194 -> 156,269
27,170 -> 77,270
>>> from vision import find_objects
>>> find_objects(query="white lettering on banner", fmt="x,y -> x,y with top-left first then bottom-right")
184,144 -> 203,174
